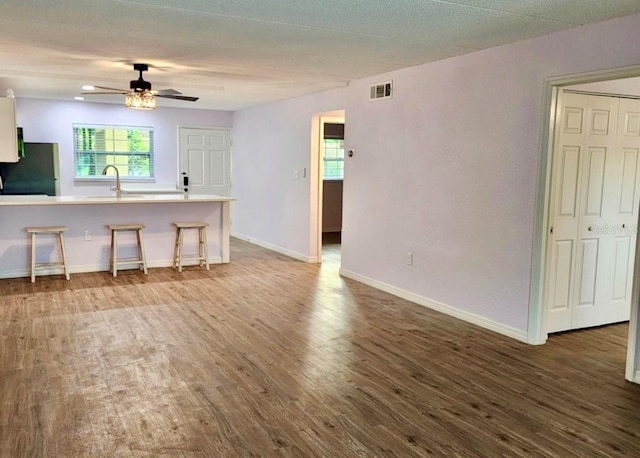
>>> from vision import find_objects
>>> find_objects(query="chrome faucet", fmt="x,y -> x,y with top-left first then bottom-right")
102,165 -> 121,197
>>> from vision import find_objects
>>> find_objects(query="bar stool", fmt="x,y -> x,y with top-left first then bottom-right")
172,222 -> 209,273
107,223 -> 148,277
26,226 -> 70,283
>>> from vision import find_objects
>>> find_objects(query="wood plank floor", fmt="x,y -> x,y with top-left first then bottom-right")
1,237 -> 639,457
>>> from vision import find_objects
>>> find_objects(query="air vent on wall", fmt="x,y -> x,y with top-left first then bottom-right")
370,81 -> 392,101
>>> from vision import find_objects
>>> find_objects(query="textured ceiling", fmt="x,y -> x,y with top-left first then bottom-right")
0,0 -> 638,110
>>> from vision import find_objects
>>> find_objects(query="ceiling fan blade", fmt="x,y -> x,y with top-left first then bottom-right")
157,94 -> 199,102
94,85 -> 128,92
82,91 -> 127,95
156,88 -> 181,95
87,67 -> 198,102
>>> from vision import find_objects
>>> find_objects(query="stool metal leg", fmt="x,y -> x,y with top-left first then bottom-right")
59,232 -> 70,280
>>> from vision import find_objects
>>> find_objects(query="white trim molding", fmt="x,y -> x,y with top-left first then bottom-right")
0,258 -> 223,279
626,209 -> 640,383
340,269 -> 529,343
0,256 -> 224,279
232,233 -> 316,263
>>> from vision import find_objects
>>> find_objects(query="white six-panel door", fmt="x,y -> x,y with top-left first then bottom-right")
546,92 -> 640,333
179,127 -> 231,196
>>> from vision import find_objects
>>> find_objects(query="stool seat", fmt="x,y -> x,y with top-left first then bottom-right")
174,222 -> 208,229
26,225 -> 70,283
27,225 -> 69,233
172,222 -> 210,272
107,223 -> 145,231
107,223 -> 147,277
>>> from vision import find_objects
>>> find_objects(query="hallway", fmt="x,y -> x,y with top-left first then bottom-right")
321,231 -> 341,266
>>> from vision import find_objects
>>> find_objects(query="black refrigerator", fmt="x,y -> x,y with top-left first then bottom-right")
0,143 -> 60,195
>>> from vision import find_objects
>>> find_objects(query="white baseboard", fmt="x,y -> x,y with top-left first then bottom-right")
232,232 -> 312,262
632,370 -> 640,385
339,268 -> 529,343
0,257 -> 223,280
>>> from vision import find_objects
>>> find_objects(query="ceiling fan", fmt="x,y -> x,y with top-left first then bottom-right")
82,63 -> 199,109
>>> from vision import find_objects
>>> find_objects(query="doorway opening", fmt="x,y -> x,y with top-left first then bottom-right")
530,66 -> 640,382
310,111 -> 345,267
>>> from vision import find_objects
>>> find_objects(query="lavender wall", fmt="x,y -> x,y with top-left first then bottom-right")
15,98 -> 233,196
231,88 -> 346,257
232,13 -> 640,335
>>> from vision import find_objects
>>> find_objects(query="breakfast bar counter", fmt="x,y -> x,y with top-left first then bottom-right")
0,193 -> 234,206
0,194 -> 235,279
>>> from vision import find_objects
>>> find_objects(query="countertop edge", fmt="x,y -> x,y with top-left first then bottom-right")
0,194 -> 236,206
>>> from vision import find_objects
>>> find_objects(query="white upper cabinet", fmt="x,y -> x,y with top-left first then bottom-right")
0,97 -> 19,163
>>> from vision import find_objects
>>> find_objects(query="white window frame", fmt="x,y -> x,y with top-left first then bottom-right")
323,137 -> 345,181
73,124 -> 155,182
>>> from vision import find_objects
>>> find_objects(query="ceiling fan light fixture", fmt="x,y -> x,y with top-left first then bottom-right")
125,91 -> 156,110
84,63 -> 196,107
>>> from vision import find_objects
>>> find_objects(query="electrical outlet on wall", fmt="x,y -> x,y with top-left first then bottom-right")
293,169 -> 300,179
406,252 -> 413,266
84,230 -> 92,241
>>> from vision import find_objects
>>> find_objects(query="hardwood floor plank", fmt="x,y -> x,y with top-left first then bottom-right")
1,237 -> 640,456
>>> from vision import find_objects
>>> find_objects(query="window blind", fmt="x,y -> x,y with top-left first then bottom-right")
73,124 -> 154,179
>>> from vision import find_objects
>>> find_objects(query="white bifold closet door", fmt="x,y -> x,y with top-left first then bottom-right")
546,92 -> 640,333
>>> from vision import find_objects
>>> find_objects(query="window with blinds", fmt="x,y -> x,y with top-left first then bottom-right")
73,124 -> 154,180
323,138 -> 344,180
323,123 -> 345,180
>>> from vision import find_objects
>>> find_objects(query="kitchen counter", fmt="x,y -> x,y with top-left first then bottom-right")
0,194 -> 235,279
0,193 -> 234,206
